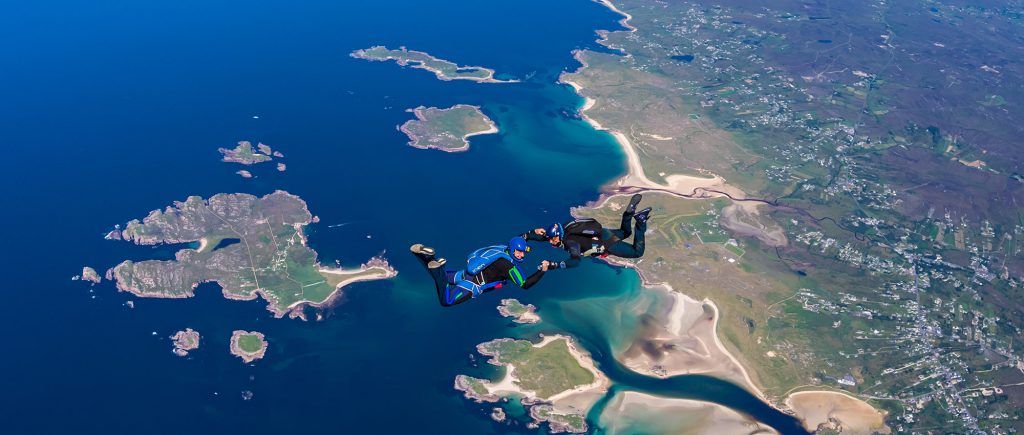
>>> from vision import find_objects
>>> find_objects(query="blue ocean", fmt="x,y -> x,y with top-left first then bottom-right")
0,1 -> 804,433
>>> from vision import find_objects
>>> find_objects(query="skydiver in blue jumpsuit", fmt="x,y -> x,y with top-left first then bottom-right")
410,237 -> 551,307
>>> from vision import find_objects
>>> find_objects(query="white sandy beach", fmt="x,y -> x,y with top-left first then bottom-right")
570,1 -> 890,431
602,391 -> 779,435
621,287 -> 764,400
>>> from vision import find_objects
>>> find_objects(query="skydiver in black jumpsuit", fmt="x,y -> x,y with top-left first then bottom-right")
523,194 -> 651,269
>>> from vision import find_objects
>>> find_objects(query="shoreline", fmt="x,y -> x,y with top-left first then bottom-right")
561,55 -> 743,204
570,0 -> 886,426
282,256 -> 398,320
351,46 -> 519,84
229,330 -> 267,363
589,250 -> 768,401
170,328 -> 201,357
497,298 -> 541,324
603,391 -> 778,435
564,0 -> 765,400
399,105 -> 499,153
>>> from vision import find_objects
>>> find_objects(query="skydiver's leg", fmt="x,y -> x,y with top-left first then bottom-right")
619,193 -> 642,239
602,227 -> 624,241
618,209 -> 633,239
437,280 -> 474,307
411,244 -> 471,307
423,265 -> 473,307
601,213 -> 632,242
606,218 -> 646,258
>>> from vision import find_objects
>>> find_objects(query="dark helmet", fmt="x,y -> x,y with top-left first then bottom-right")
548,223 -> 564,238
508,236 -> 530,262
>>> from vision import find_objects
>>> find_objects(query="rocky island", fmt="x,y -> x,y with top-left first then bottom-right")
170,328 -> 200,357
80,266 -> 102,284
398,105 -> 497,152
105,191 -> 397,319
497,298 -> 539,324
219,141 -> 273,165
230,330 -> 267,363
454,335 -> 605,434
529,405 -> 588,434
351,45 -> 516,83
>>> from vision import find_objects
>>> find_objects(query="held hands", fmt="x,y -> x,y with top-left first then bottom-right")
533,228 -> 547,236
540,260 -> 551,271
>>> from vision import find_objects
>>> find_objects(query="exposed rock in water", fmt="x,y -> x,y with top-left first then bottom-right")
453,375 -> 500,403
529,404 -> 587,434
80,266 -> 102,284
170,328 -> 201,357
219,141 -> 272,165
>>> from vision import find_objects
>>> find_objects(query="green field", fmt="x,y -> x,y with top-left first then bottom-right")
237,334 -> 265,353
478,337 -> 594,400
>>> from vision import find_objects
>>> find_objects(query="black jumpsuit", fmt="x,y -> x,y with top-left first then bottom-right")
525,207 -> 646,269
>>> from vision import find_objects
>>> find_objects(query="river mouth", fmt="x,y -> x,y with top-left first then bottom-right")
528,268 -> 809,434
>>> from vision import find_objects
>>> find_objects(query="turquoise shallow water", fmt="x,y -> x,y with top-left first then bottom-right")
0,1 -> 803,433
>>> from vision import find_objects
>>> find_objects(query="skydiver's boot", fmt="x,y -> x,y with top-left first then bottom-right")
410,244 -> 435,258
428,258 -> 447,269
634,207 -> 652,224
625,193 -> 643,215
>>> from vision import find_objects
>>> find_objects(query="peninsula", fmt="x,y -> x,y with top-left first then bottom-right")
105,191 -> 397,319
399,105 -> 497,152
351,46 -> 517,83
230,330 -> 267,363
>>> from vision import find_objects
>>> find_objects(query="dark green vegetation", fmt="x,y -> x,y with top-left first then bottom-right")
107,191 -> 394,318
399,105 -> 496,152
351,46 -> 514,83
571,0 -> 1024,431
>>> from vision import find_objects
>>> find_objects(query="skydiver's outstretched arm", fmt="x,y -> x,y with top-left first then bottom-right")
522,228 -> 549,242
514,267 -> 546,290
499,259 -> 546,290
547,240 -> 582,269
